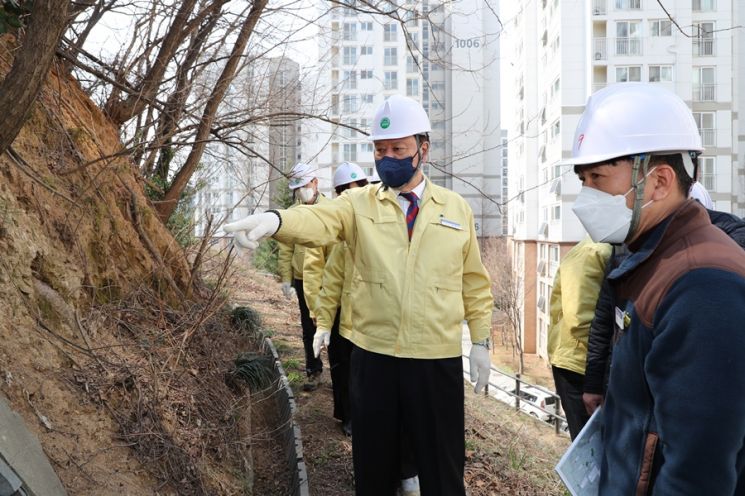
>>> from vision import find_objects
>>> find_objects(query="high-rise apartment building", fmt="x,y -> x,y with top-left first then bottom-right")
195,56 -> 302,237
308,0 -> 504,235
506,0 -> 744,358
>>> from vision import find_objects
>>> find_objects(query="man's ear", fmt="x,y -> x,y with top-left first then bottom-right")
419,141 -> 430,165
650,164 -> 676,201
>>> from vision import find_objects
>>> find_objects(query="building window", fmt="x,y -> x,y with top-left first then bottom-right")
551,119 -> 560,139
361,143 -> 373,153
406,78 -> 419,97
384,47 -> 398,65
693,66 -> 716,101
362,93 -> 374,103
693,112 -> 716,146
384,71 -> 398,90
384,23 -> 397,42
616,65 -> 641,82
615,21 -> 641,55
342,94 -> 358,113
649,19 -> 672,37
700,157 -> 715,190
343,22 -> 357,41
693,0 -> 715,11
649,65 -> 673,82
343,46 -> 358,65
360,21 -> 373,30
694,22 -> 715,56
406,55 -> 419,73
360,69 -> 373,79
361,46 -> 373,55
343,144 -> 357,161
343,70 -> 357,89
615,0 -> 640,8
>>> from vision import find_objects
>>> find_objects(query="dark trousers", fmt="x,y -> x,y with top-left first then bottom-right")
552,366 -> 590,440
328,312 -> 352,422
350,347 -> 465,496
293,278 -> 322,376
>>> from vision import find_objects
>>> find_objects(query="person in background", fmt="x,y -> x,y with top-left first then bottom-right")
277,162 -> 329,391
568,83 -> 745,494
308,161 -> 368,436
547,237 -> 611,439
223,94 -> 493,496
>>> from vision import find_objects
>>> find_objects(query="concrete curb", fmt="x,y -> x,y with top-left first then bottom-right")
262,337 -> 310,496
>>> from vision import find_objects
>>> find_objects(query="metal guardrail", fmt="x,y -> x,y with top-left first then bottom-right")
262,337 -> 310,496
464,357 -> 568,436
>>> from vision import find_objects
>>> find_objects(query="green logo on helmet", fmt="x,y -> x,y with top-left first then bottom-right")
351,172 -> 358,179
380,117 -> 390,129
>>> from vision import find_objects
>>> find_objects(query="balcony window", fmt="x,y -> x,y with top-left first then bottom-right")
615,21 -> 642,55
693,112 -> 716,147
693,22 -> 715,56
343,23 -> 357,41
384,23 -> 397,42
384,47 -> 398,66
693,0 -> 715,11
406,78 -> 419,97
343,47 -> 358,65
384,71 -> 398,90
693,66 -> 716,101
700,157 -> 715,191
615,0 -> 640,8
343,143 -> 357,161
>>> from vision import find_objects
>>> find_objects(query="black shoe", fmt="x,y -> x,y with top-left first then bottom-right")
341,420 -> 352,437
302,371 -> 322,391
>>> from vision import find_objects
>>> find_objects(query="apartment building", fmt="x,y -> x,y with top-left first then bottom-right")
506,0 -> 744,358
308,0 -> 504,235
195,56 -> 302,237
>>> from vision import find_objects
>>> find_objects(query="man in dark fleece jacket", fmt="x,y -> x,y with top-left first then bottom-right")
566,83 -> 745,495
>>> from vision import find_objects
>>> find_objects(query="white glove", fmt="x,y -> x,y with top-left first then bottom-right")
469,344 -> 491,394
312,328 -> 331,358
281,282 -> 295,299
223,212 -> 280,249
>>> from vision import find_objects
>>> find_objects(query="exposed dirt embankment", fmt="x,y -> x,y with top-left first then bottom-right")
0,40 -> 274,495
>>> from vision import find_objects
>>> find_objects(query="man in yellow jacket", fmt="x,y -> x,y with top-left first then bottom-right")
277,162 -> 329,391
224,95 -> 493,496
547,237 -> 611,440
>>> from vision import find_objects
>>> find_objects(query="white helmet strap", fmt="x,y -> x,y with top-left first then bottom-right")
627,154 -> 653,243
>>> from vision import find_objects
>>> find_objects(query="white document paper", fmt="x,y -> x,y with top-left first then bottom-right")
555,407 -> 603,496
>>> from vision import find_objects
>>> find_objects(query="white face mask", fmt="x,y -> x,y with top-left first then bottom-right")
297,186 -> 316,204
572,167 -> 656,244
572,187 -> 634,243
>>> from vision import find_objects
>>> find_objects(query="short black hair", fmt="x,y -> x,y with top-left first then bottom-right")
649,154 -> 694,196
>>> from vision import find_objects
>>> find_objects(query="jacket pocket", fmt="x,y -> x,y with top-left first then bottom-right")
352,269 -> 395,328
636,431 -> 659,496
418,278 -> 464,345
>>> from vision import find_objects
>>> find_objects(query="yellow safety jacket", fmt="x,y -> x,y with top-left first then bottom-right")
277,194 -> 328,283
302,241 -> 332,321
547,237 -> 612,375
313,241 -> 354,339
274,178 -> 493,359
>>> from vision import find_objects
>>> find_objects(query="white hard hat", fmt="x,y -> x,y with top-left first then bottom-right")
287,162 -> 316,190
566,83 -> 703,169
368,169 -> 381,183
333,161 -> 366,188
369,94 -> 431,141
689,181 -> 714,209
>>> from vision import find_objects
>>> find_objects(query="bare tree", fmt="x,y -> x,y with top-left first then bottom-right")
0,0 -> 70,155
487,238 -> 525,374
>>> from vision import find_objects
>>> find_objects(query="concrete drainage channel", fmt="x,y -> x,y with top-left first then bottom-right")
261,336 -> 310,496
